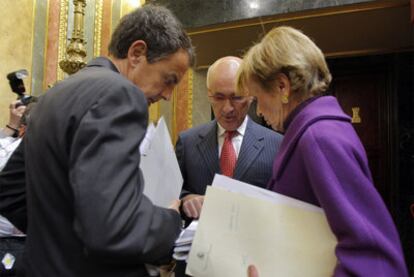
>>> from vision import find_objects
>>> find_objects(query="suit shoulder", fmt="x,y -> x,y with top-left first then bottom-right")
179,121 -> 214,139
249,120 -> 283,141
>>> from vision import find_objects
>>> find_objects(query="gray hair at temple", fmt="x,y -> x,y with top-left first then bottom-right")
108,4 -> 195,66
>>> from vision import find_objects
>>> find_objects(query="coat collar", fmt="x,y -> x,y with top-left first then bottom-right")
234,118 -> 266,179
196,120 -> 220,176
273,96 -> 351,181
85,57 -> 120,73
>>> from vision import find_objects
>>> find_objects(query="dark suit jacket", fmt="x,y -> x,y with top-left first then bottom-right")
0,142 -> 27,232
174,118 -> 283,277
176,118 -> 283,198
20,57 -> 181,277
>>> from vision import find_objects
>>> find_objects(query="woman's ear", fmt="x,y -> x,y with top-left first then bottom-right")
127,40 -> 147,66
275,73 -> 291,96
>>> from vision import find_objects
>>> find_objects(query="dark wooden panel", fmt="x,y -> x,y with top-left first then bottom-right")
328,53 -> 414,274
329,60 -> 391,205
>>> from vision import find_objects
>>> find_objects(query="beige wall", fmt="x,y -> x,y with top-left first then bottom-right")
192,69 -> 211,127
0,0 -> 212,137
0,0 -> 35,127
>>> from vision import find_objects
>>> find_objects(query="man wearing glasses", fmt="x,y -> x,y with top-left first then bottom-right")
174,56 -> 283,276
175,56 -> 284,221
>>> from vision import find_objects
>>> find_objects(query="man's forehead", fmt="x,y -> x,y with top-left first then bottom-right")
210,90 -> 237,96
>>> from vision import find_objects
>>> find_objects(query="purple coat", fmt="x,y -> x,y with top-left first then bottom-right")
268,96 -> 408,276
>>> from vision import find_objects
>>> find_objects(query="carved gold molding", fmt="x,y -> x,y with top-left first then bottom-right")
57,0 -> 69,80
59,0 -> 87,75
187,68 -> 193,128
149,102 -> 160,123
93,0 -> 103,57
172,86 -> 178,142
172,68 -> 193,142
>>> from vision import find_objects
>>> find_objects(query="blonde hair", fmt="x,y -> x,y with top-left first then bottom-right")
237,26 -> 331,99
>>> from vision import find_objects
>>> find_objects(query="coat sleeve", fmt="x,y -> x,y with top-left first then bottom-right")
300,122 -> 408,276
0,141 -> 27,232
69,85 -> 181,265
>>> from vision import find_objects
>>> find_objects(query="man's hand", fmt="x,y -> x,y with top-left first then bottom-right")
247,265 -> 259,277
8,100 -> 26,129
181,194 -> 204,219
169,199 -> 181,213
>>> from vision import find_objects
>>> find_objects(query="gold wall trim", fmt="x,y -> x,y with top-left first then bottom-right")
57,0 -> 69,81
42,0 -> 51,89
172,86 -> 178,143
187,68 -> 193,128
94,0 -> 104,57
29,0 -> 37,94
188,0 -> 409,35
149,102 -> 160,123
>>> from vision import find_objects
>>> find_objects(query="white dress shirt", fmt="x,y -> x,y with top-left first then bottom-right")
217,116 -> 249,158
0,129 -> 22,172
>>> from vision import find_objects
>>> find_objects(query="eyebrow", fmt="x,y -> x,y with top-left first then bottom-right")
212,92 -> 237,96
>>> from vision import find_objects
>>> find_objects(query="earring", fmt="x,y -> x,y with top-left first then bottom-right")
281,94 -> 289,104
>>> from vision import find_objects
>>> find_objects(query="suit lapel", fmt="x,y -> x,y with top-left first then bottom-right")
197,121 -> 220,177
234,119 -> 264,179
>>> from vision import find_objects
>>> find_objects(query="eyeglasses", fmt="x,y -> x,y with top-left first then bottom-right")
208,94 -> 250,105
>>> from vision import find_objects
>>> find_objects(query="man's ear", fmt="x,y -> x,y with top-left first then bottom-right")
127,40 -> 147,66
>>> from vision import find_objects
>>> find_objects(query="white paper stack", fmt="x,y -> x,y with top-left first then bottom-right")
173,220 -> 198,262
186,174 -> 338,277
139,117 -> 183,208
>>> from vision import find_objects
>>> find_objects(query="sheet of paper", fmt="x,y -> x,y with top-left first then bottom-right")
139,122 -> 155,155
187,185 -> 337,277
139,117 -> 183,208
212,174 -> 322,212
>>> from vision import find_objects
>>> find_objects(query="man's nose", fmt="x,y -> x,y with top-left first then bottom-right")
222,99 -> 235,112
161,89 -> 174,101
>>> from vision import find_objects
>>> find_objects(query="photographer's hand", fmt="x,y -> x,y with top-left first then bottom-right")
3,100 -> 26,137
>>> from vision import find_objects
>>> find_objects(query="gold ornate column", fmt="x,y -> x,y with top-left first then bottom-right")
59,0 -> 87,75
172,68 -> 193,143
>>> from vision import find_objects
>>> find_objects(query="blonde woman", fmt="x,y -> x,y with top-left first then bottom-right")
237,26 -> 408,276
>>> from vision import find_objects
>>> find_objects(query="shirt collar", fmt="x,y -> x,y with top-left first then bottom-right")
217,116 -> 249,137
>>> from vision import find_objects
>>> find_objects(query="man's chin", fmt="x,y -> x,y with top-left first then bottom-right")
220,121 -> 239,131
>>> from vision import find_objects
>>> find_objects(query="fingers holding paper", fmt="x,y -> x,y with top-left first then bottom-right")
182,194 -> 204,218
247,265 -> 259,277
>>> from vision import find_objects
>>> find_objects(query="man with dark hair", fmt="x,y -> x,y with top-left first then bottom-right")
15,5 -> 194,277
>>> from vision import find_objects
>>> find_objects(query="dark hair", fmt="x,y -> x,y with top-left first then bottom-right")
108,4 -> 194,66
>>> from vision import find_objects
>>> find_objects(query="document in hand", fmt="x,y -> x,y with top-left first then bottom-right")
187,175 -> 337,277
139,117 -> 183,208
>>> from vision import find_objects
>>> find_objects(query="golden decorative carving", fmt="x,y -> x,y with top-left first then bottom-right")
351,107 -> 361,123
59,0 -> 87,75
93,0 -> 103,57
187,68 -> 193,128
149,102 -> 160,123
172,86 -> 178,142
172,69 -> 193,142
57,0 -> 69,80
